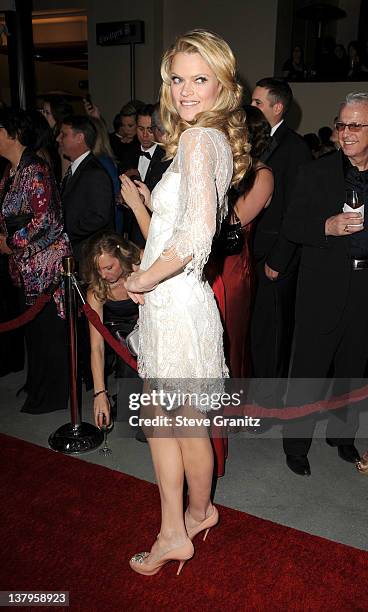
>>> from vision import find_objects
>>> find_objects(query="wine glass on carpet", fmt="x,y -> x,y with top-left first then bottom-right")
99,415 -> 113,456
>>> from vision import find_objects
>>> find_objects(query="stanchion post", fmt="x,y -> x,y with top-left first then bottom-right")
49,256 -> 103,454
64,256 -> 80,427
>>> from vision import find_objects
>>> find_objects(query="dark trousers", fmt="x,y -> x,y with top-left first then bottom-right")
0,256 -> 24,376
251,262 -> 298,378
283,269 -> 368,456
250,262 -> 298,410
21,297 -> 69,414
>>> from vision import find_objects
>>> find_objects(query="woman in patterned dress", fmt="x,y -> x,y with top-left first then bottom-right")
0,108 -> 70,413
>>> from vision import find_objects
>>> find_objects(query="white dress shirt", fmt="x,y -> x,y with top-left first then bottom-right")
138,144 -> 157,181
271,119 -> 284,137
70,150 -> 90,175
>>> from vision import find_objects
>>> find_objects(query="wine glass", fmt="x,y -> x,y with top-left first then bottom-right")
344,190 -> 364,228
345,190 -> 363,209
99,415 -> 114,456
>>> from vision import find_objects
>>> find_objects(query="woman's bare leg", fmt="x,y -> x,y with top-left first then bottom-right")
179,435 -> 215,529
143,436 -> 189,561
174,404 -> 215,527
139,399 -> 215,560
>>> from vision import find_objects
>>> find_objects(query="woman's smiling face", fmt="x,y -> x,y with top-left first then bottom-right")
170,52 -> 221,121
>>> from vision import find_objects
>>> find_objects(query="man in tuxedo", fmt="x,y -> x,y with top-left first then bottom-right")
124,104 -> 170,246
137,104 -> 170,191
250,79 -> 311,385
282,92 -> 367,475
57,115 -> 115,262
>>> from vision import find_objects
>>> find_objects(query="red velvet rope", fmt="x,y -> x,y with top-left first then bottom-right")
82,302 -> 138,371
223,385 -> 368,420
0,292 -> 52,332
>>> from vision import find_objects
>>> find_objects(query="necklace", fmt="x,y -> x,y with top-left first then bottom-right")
105,272 -> 125,287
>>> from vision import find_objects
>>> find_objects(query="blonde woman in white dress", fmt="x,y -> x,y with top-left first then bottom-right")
117,30 -> 250,575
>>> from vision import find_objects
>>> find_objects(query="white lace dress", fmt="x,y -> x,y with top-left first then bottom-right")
138,127 -> 233,409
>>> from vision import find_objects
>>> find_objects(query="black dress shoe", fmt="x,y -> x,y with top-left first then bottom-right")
286,454 -> 311,476
326,439 -> 360,463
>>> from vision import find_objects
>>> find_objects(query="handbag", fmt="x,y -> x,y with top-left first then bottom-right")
215,210 -> 244,256
104,316 -> 139,357
125,323 -> 139,357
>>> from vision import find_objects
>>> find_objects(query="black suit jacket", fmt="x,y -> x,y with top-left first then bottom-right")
125,145 -> 171,247
62,153 -> 115,262
254,121 -> 312,273
144,145 -> 171,192
283,150 -> 352,333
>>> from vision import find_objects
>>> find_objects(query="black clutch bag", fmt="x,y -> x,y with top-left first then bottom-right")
215,212 -> 244,256
5,214 -> 33,238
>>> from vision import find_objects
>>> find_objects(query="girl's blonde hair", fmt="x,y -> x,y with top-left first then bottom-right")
81,232 -> 141,303
160,29 -> 251,186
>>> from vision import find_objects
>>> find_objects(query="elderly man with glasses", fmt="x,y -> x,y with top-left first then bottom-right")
281,92 -> 368,476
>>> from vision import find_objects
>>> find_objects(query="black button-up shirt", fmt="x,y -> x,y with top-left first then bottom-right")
344,155 -> 368,259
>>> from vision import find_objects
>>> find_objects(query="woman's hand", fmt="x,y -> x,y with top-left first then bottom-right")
126,290 -> 145,305
120,174 -> 145,211
83,98 -> 101,119
93,392 -> 111,429
125,270 -> 158,303
0,235 -> 12,255
134,180 -> 152,210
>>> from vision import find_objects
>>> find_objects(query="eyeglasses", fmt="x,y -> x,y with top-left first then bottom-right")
335,122 -> 368,132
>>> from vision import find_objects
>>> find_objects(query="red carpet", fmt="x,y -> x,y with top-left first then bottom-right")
1,433 -> 367,612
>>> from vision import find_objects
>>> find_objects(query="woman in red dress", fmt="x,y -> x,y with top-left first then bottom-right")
213,104 -> 274,377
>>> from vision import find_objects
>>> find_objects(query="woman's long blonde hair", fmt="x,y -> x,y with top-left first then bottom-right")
160,29 -> 251,186
81,232 -> 141,303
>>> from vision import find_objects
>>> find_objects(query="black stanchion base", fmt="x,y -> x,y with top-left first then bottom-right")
48,422 -> 104,454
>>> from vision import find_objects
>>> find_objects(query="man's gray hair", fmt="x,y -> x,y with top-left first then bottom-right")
344,92 -> 368,106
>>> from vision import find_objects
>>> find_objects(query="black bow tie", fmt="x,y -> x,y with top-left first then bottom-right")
140,151 -> 152,160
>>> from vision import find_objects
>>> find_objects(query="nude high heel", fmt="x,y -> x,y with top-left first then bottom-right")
356,451 -> 368,474
129,539 -> 194,576
185,506 -> 219,541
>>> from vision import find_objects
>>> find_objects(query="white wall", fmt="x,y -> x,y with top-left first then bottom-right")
162,0 -> 278,96
87,0 -> 163,124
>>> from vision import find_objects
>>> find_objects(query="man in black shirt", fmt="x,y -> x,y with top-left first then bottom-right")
282,92 -> 368,475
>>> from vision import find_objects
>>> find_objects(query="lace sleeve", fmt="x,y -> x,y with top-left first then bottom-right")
162,128 -> 220,278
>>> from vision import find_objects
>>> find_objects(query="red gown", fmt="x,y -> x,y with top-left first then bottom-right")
209,222 -> 254,475
209,221 -> 254,376
219,221 -> 254,378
